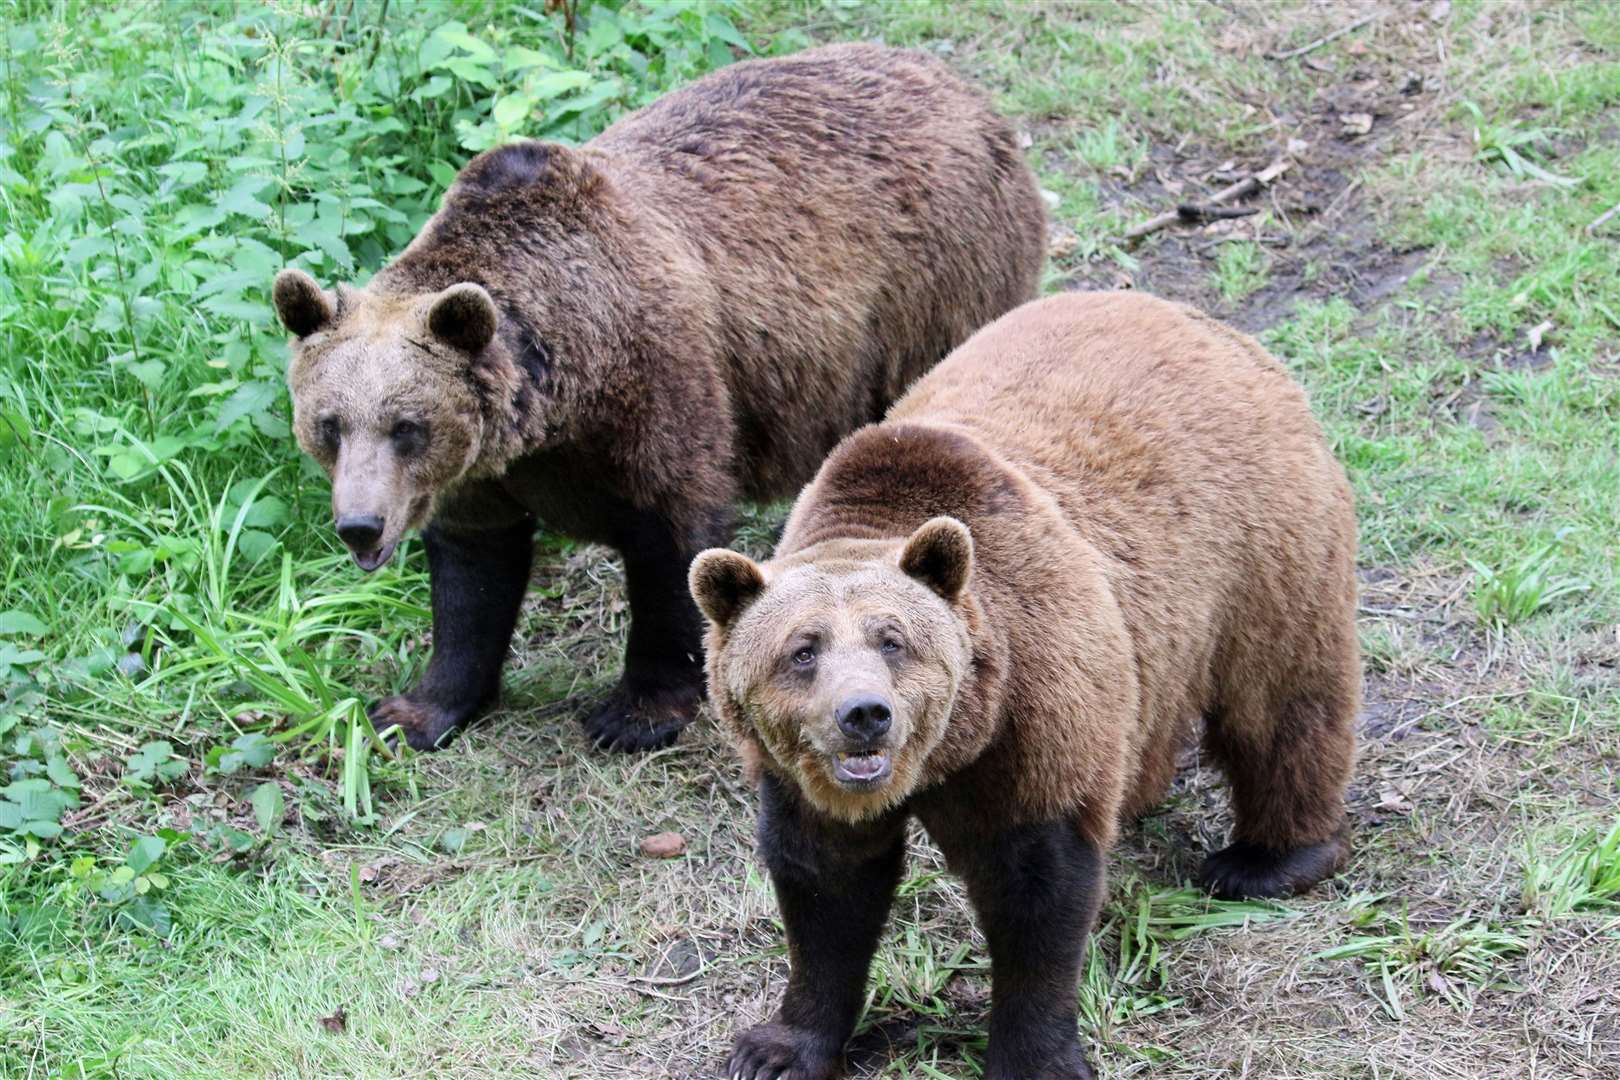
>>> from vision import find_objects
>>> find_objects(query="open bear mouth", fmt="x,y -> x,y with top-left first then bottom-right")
351,542 -> 398,573
832,749 -> 893,787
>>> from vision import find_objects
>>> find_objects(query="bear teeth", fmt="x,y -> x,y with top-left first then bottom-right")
833,749 -> 892,783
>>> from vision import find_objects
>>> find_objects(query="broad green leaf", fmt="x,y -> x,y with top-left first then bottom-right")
45,755 -> 78,790
126,835 -> 166,874
250,781 -> 283,833
214,381 -> 279,433
238,529 -> 278,564
215,176 -> 272,220
427,160 -> 459,189
530,70 -> 595,101
128,359 -> 166,390
492,92 -> 531,130
435,24 -> 497,64
0,611 -> 47,636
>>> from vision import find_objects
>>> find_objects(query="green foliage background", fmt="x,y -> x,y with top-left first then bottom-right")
0,0 -> 769,914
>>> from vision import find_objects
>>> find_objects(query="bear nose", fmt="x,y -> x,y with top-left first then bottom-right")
836,695 -> 892,743
336,513 -> 385,551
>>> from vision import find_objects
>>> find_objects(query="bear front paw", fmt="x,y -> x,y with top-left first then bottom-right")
582,681 -> 702,753
370,696 -> 466,752
1037,1044 -> 1096,1080
989,1041 -> 1095,1080
724,1023 -> 840,1080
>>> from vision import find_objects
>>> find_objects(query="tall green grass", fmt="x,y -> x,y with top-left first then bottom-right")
0,0 -> 756,878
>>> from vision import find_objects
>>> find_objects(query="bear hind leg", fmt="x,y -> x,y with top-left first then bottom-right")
1200,676 -> 1356,900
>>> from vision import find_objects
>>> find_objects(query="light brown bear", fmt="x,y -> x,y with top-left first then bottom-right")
690,291 -> 1359,1080
271,44 -> 1045,753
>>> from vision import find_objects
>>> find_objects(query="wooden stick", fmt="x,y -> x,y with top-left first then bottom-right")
1266,13 -> 1381,61
1124,158 -> 1292,241
1587,200 -> 1620,236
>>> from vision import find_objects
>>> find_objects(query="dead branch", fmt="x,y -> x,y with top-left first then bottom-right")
1124,158 -> 1292,241
1266,13 -> 1381,61
1587,200 -> 1620,236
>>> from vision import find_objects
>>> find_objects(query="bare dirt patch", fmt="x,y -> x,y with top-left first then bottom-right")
1057,6 -> 1472,333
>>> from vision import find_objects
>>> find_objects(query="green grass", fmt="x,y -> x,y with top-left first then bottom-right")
4,1 -> 1620,1077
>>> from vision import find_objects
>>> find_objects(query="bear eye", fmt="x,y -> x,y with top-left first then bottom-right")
791,646 -> 815,667
880,638 -> 902,656
318,416 -> 341,449
391,419 -> 428,453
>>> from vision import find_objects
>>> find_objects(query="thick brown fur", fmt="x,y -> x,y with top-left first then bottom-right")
275,44 -> 1045,752
692,291 -> 1359,1078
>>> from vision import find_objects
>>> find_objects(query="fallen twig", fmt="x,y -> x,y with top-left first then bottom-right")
1178,204 -> 1260,224
1587,200 -> 1620,236
1125,158 -> 1292,241
1266,13 -> 1381,61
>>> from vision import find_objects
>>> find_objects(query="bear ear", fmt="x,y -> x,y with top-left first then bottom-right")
900,516 -> 974,603
689,549 -> 767,631
427,283 -> 499,353
273,268 -> 335,338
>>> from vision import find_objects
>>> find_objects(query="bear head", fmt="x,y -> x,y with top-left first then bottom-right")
273,269 -> 521,571
690,517 -> 976,821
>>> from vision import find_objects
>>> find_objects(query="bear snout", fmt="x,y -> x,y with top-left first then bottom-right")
336,513 -> 385,552
835,695 -> 893,745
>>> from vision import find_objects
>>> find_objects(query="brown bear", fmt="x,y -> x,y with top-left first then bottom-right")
271,44 -> 1045,753
690,291 -> 1360,1080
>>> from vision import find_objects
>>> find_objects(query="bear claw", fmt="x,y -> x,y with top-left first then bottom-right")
370,696 -> 466,752
724,1024 -> 839,1080
1199,831 -> 1349,900
582,683 -> 701,753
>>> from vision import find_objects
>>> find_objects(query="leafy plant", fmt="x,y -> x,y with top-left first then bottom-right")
68,832 -> 183,935
1467,532 -> 1585,627
1213,240 -> 1270,302
1312,907 -> 1528,1019
1522,821 -> 1620,918
1460,100 -> 1578,188
0,726 -> 81,862
0,0 -> 751,837
124,740 -> 188,790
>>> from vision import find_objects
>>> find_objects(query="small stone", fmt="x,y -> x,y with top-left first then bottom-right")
1047,232 -> 1079,260
1340,112 -> 1374,137
639,831 -> 687,858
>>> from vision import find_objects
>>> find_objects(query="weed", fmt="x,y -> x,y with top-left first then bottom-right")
1075,119 -> 1145,176
1459,100 -> 1578,188
1211,239 -> 1270,302
1313,906 -> 1529,1019
1523,821 -> 1620,918
1467,532 -> 1586,627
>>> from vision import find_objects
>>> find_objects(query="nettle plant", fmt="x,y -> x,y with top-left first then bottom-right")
0,0 -> 768,857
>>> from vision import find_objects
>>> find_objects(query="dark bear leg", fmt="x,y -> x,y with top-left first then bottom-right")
1201,674 -> 1357,899
727,773 -> 907,1080
583,504 -> 729,752
370,517 -> 536,751
928,817 -> 1102,1080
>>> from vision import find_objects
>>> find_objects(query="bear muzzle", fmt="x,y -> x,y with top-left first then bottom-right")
829,694 -> 896,788
337,512 -> 397,573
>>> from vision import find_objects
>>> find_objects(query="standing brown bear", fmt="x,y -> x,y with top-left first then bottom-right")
271,44 -> 1045,752
690,291 -> 1360,1080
